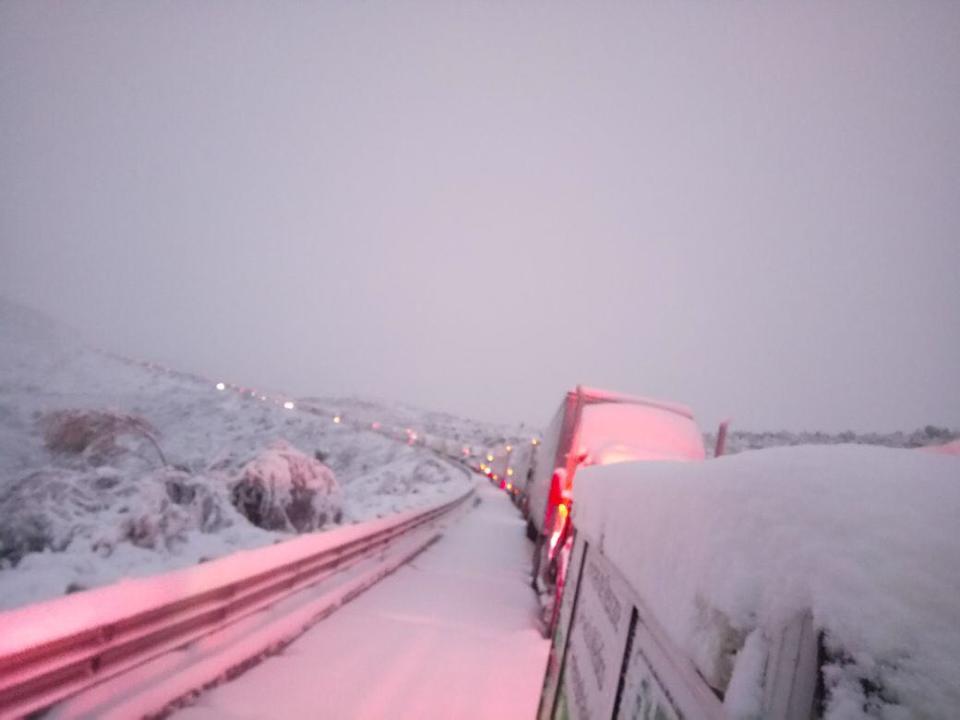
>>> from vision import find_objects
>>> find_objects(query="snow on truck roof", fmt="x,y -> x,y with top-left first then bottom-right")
577,401 -> 706,462
572,445 -> 960,719
575,385 -> 696,419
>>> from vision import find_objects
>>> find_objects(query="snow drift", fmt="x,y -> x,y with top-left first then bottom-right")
573,445 -> 960,719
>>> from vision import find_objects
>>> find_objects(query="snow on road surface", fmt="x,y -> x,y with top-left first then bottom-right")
175,479 -> 550,720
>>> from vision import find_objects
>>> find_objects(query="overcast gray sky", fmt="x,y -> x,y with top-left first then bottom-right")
1,1 -> 958,433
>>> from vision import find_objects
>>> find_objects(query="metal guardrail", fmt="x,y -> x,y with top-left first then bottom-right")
0,487 -> 474,719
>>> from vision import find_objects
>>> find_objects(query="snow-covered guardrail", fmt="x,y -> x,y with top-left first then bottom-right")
0,486 -> 474,719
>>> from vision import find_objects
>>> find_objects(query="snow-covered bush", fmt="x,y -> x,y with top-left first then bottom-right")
0,466 -> 234,568
231,440 -> 342,533
41,408 -> 166,467
352,457 -> 454,498
0,470 -> 70,566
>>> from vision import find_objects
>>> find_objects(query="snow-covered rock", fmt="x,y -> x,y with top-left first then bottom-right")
231,440 -> 342,533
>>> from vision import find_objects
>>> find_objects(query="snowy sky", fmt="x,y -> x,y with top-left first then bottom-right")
1,1 -> 958,433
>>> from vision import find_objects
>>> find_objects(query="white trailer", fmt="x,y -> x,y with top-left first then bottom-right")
527,385 -> 706,540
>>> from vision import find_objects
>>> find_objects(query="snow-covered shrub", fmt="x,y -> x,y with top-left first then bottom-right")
163,470 -> 229,532
41,408 -> 166,466
413,457 -> 454,485
0,465 -> 243,568
0,469 -> 96,566
231,440 -> 342,533
358,457 -> 453,497
113,468 -> 233,551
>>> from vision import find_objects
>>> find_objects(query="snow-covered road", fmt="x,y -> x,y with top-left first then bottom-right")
175,479 -> 550,719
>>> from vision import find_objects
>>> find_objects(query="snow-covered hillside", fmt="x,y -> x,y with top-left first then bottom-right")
303,395 -> 536,454
0,299 -> 476,611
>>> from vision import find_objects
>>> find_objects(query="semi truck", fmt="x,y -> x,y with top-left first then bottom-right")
527,386 -> 707,617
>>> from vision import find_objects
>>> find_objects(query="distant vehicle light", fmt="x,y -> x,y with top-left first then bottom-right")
372,421 -> 381,430
259,395 -> 267,401
333,416 -> 341,424
531,438 -> 540,446
283,401 -> 295,410
506,445 -> 512,452
215,382 -> 226,391
506,483 -> 513,491
486,454 -> 494,462
506,468 -> 514,477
